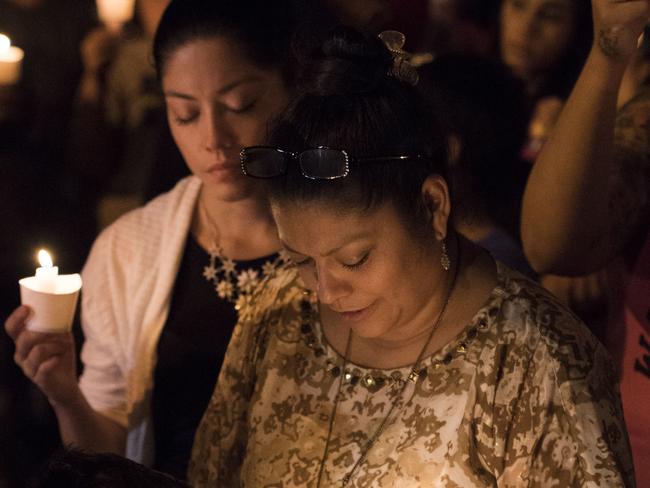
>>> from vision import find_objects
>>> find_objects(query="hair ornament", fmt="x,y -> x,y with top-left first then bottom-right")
378,30 -> 433,86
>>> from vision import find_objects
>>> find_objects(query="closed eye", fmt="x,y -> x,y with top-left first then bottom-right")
228,99 -> 257,114
342,252 -> 369,270
294,257 -> 314,268
174,113 -> 198,125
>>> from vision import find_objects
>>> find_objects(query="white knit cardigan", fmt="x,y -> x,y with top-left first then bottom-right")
79,176 -> 201,465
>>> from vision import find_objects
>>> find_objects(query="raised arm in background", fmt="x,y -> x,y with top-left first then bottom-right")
521,0 -> 650,275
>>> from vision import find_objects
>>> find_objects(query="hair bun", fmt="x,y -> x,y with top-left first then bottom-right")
299,27 -> 394,96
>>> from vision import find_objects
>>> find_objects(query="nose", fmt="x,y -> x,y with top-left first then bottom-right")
204,109 -> 236,152
315,265 -> 351,305
517,11 -> 539,41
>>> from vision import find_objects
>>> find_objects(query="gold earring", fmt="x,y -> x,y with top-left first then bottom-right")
441,241 -> 450,271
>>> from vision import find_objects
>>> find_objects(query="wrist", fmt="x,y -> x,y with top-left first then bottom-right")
582,46 -> 628,91
590,26 -> 637,71
48,383 -> 84,411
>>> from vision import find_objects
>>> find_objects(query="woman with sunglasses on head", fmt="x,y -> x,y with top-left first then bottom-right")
189,26 -> 634,488
3,0 -> 331,479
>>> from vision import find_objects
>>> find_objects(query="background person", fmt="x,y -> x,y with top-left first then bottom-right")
67,0 -> 184,231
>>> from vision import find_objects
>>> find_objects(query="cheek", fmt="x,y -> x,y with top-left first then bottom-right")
233,116 -> 272,148
499,4 -> 518,41
238,86 -> 289,146
168,124 -> 199,171
531,24 -> 572,66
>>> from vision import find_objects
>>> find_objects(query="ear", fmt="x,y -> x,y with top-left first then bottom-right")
421,175 -> 451,241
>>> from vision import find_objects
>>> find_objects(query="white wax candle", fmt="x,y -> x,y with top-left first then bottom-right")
0,34 -> 24,86
34,249 -> 59,294
96,0 -> 136,29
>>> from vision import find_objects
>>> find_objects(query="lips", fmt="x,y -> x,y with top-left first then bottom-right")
207,163 -> 238,172
334,301 -> 376,323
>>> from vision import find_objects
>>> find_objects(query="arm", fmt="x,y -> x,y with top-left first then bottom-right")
521,1 -> 650,275
495,308 -> 634,486
52,383 -> 126,454
4,306 -> 126,454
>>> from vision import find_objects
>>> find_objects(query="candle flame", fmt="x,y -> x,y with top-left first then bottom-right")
38,249 -> 53,268
0,34 -> 10,54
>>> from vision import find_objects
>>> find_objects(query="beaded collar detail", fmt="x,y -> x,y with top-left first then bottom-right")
299,291 -> 502,392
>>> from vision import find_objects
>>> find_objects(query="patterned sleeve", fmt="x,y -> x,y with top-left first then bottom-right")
493,303 -> 635,487
187,267 -> 301,486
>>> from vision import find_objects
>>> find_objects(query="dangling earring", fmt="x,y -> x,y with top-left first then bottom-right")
440,241 -> 451,271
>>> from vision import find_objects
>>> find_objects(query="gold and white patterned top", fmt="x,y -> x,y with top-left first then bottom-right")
189,264 -> 635,487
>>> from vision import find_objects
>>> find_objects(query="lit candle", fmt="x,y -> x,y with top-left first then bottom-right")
18,248 -> 82,333
96,0 -> 136,30
0,34 -> 24,86
34,249 -> 59,294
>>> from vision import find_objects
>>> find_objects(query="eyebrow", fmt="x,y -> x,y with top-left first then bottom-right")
281,233 -> 372,258
542,0 -> 570,9
164,76 -> 263,100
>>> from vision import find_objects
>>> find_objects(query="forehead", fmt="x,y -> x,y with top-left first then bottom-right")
271,200 -> 404,254
161,37 -> 274,90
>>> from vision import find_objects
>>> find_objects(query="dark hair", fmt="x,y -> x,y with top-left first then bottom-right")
29,448 -> 189,488
152,0 -> 333,83
265,27 -> 449,238
419,54 -> 530,237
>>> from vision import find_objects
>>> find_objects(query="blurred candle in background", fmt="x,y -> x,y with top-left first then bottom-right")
0,34 -> 24,85
97,0 -> 136,31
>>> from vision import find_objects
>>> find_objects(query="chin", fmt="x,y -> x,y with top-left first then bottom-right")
202,175 -> 257,201
349,321 -> 394,342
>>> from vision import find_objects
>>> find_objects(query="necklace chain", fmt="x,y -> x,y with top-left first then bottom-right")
316,241 -> 460,488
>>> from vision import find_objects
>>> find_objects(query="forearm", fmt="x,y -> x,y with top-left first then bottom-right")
521,48 -> 628,275
51,387 -> 126,456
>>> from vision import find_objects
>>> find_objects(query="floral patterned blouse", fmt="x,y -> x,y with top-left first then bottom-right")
188,264 -> 635,487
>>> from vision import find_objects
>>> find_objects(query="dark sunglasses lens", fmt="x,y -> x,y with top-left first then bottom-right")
242,148 -> 287,177
299,148 -> 348,179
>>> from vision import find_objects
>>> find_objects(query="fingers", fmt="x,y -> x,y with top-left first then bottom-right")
20,341 -> 68,379
4,305 -> 31,340
14,329 -> 72,361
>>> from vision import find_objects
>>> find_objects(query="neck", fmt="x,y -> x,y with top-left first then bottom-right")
193,186 -> 280,259
453,215 -> 496,244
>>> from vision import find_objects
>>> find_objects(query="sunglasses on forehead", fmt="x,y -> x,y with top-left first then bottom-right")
240,146 -> 423,180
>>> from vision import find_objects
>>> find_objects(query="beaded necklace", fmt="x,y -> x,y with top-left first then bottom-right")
315,247 -> 460,487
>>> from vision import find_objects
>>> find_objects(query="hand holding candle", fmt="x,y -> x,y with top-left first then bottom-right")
19,249 -> 82,333
0,34 -> 24,86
